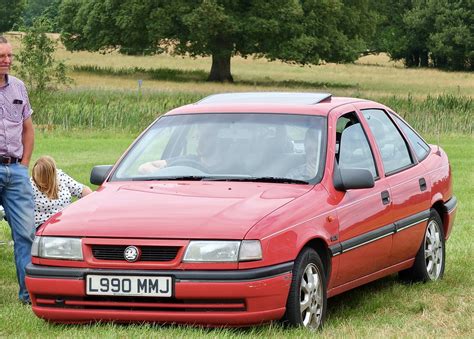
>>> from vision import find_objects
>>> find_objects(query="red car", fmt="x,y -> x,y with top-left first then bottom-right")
26,93 -> 457,329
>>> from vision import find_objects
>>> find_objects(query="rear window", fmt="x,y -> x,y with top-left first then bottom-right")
362,109 -> 413,175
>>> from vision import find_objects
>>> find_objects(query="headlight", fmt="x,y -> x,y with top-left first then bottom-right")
31,236 -> 83,260
183,240 -> 262,262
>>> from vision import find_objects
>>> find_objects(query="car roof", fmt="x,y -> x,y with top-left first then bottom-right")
198,92 -> 333,105
165,92 -> 372,116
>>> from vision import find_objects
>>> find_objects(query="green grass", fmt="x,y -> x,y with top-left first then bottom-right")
31,131 -> 136,184
29,90 -> 473,135
30,90 -> 202,133
0,133 -> 472,337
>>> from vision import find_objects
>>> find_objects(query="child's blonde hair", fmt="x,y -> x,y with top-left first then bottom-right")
32,156 -> 59,200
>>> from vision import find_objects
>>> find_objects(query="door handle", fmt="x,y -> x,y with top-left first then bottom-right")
419,178 -> 427,191
381,190 -> 390,205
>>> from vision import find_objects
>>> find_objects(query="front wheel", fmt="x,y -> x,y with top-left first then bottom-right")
399,209 -> 445,282
283,247 -> 327,330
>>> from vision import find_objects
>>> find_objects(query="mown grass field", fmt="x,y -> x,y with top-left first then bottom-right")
0,33 -> 473,337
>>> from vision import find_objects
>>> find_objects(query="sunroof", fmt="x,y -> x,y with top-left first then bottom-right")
197,92 -> 332,105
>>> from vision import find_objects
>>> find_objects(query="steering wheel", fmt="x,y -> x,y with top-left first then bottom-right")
168,158 -> 209,173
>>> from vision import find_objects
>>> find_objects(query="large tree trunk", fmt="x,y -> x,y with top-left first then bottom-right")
208,53 -> 233,82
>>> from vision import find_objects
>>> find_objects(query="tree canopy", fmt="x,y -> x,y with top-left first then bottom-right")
58,0 -> 377,81
0,0 -> 25,32
22,0 -> 61,31
374,0 -> 473,71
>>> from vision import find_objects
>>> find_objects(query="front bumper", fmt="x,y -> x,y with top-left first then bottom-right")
26,262 -> 293,326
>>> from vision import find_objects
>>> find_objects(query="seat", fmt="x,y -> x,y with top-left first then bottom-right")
253,136 -> 296,177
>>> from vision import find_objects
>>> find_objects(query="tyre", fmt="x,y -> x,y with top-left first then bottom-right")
283,247 -> 327,330
399,209 -> 445,282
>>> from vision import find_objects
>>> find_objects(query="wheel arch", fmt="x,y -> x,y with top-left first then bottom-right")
301,238 -> 331,281
431,200 -> 447,237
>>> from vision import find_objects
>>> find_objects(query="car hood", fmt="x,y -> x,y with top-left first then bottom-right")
40,181 -> 312,239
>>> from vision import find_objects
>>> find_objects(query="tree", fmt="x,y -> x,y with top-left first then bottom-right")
367,0 -> 412,55
22,0 -> 61,31
380,0 -> 473,71
13,18 -> 71,92
0,0 -> 25,32
58,0 -> 377,82
427,0 -> 473,70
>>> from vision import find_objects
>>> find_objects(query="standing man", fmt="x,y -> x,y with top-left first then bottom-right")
0,36 -> 35,304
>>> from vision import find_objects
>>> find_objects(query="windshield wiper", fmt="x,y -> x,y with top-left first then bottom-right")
131,176 -> 211,181
131,175 -> 309,184
204,176 -> 310,184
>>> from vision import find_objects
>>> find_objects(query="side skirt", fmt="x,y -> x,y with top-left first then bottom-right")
327,258 -> 414,298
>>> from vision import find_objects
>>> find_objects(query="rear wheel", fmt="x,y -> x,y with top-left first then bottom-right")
399,209 -> 445,282
283,247 -> 327,330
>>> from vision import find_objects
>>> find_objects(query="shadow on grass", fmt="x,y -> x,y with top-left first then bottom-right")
72,65 -> 355,89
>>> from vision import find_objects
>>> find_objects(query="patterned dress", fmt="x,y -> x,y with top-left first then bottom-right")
30,169 -> 84,228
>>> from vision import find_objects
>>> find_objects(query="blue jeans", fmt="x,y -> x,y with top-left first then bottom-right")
0,163 -> 35,302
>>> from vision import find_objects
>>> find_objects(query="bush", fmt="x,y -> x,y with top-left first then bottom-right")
13,18 -> 71,92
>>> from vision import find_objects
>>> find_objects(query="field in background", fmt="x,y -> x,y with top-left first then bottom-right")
29,90 -> 472,135
0,32 -> 472,337
6,33 -> 474,136
8,32 -> 473,97
58,45 -> 473,98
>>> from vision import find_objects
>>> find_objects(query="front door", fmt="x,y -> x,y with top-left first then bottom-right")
332,111 -> 394,286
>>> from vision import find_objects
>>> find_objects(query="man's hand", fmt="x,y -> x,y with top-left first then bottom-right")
138,160 -> 167,174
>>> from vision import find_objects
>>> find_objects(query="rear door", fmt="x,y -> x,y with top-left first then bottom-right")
358,105 -> 431,265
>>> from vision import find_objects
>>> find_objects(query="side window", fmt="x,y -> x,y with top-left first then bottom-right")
391,113 -> 430,161
362,109 -> 413,174
336,112 -> 377,178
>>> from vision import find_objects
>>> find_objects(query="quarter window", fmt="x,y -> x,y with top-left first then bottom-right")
391,113 -> 430,161
362,109 -> 413,174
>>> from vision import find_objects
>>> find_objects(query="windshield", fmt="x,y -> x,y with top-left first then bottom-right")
111,113 -> 326,184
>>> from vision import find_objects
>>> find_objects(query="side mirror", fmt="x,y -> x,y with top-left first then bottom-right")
90,165 -> 113,186
334,165 -> 375,191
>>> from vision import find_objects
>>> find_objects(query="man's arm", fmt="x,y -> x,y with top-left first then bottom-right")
21,117 -> 34,167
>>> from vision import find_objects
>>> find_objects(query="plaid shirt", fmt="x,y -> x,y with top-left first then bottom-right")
0,75 -> 33,159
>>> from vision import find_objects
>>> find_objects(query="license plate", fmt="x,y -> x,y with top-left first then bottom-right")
86,275 -> 173,297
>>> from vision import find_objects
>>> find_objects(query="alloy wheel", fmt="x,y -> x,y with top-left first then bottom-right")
300,263 -> 323,329
424,220 -> 443,280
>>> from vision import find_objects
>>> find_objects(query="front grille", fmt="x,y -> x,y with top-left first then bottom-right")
91,245 -> 180,262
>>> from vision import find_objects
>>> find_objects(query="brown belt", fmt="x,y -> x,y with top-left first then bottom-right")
0,156 -> 21,164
